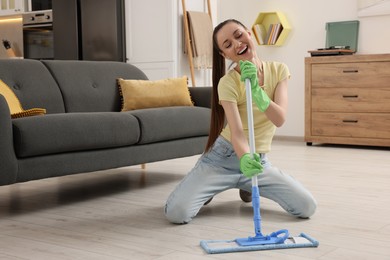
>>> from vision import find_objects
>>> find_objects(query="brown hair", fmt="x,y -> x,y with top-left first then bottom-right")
205,19 -> 247,152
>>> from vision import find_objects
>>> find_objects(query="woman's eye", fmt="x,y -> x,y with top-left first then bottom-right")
234,31 -> 242,38
224,43 -> 231,48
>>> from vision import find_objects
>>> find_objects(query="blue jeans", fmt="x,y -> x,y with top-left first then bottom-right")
165,136 -> 317,224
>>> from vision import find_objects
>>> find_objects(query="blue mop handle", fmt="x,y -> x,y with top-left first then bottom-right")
252,186 -> 262,235
245,78 -> 262,236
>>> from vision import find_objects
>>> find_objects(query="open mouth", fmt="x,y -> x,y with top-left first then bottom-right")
237,46 -> 248,55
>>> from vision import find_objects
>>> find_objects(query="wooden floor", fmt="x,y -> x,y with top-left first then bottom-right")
0,140 -> 389,259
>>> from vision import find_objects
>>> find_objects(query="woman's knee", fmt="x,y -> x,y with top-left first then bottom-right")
263,167 -> 317,218
295,195 -> 317,218
164,203 -> 192,224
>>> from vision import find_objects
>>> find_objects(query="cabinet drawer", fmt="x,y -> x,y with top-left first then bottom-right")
312,88 -> 390,112
312,62 -> 390,88
312,112 -> 390,139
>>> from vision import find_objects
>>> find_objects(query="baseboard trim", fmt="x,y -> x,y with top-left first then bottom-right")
273,135 -> 304,142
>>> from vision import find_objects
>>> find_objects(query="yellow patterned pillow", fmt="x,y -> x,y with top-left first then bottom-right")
0,79 -> 46,118
117,76 -> 193,111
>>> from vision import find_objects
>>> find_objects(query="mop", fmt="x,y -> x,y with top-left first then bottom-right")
200,79 -> 319,254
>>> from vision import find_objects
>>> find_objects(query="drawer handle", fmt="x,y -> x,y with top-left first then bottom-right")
342,119 -> 358,123
342,95 -> 359,98
342,69 -> 359,73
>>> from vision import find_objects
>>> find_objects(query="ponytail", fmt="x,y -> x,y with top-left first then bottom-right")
205,19 -> 247,152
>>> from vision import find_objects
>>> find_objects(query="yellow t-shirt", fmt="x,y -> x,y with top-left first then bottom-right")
218,61 -> 290,153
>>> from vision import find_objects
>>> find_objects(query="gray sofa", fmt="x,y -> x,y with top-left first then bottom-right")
0,59 -> 211,186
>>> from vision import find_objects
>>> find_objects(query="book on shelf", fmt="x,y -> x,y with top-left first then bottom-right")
265,23 -> 283,45
271,23 -> 283,44
252,23 -> 267,45
265,24 -> 274,45
253,22 -> 284,45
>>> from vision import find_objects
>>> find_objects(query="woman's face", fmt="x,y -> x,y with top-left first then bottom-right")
216,22 -> 256,64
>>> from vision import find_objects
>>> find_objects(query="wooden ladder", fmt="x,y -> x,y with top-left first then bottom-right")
181,0 -> 212,87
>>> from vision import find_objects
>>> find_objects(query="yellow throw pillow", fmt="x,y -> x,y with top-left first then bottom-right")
118,76 -> 193,111
0,79 -> 46,119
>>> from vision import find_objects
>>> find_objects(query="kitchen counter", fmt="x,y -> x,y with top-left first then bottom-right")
0,14 -> 23,59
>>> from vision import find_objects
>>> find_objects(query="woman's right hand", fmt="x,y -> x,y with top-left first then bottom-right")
239,60 -> 259,89
239,153 -> 263,178
240,60 -> 271,112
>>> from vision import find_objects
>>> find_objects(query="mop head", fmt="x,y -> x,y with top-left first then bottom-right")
200,233 -> 319,254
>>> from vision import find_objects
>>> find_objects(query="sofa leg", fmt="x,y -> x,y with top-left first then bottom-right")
141,163 -> 146,170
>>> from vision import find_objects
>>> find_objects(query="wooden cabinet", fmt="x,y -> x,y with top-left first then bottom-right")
305,54 -> 390,147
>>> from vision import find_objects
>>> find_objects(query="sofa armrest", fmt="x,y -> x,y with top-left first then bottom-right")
0,95 -> 18,185
188,86 -> 212,108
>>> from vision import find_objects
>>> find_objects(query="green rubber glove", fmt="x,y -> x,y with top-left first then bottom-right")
239,153 -> 263,178
239,60 -> 271,112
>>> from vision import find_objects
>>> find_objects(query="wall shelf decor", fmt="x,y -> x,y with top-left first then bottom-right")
252,12 -> 291,46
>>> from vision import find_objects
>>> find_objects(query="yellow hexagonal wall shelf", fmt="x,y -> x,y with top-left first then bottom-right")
252,12 -> 291,46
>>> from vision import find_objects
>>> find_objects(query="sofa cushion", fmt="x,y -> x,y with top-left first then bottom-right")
42,60 -> 148,113
0,59 -> 65,114
12,112 -> 140,158
0,79 -> 46,119
129,106 -> 210,144
118,76 -> 193,111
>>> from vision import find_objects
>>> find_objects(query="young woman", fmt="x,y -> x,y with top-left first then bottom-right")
165,19 -> 317,224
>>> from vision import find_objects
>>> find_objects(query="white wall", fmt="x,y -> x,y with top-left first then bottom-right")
358,14 -> 390,53
217,0 -> 390,137
177,0 -> 218,87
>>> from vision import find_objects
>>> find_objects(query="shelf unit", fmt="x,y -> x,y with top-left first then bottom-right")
252,12 -> 291,46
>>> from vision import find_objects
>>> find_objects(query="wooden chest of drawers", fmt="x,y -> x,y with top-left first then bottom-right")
305,54 -> 390,147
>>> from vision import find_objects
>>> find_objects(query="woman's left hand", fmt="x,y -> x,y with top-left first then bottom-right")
240,153 -> 263,178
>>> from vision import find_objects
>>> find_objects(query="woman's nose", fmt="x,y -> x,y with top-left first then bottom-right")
234,40 -> 242,48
